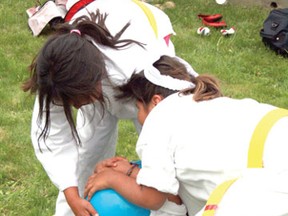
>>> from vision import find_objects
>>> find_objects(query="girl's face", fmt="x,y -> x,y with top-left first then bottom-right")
136,95 -> 163,125
136,100 -> 154,125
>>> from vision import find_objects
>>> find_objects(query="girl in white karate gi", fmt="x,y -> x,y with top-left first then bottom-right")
85,55 -> 288,216
23,0 -> 176,215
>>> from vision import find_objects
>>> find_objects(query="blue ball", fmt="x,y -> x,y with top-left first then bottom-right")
90,189 -> 150,216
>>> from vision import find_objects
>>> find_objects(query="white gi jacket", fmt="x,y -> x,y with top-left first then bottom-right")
136,93 -> 288,216
31,0 -> 176,215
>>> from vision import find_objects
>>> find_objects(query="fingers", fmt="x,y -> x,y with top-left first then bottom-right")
85,184 -> 98,201
84,173 -> 104,200
85,199 -> 98,216
102,160 -> 118,168
94,157 -> 129,173
94,161 -> 114,174
104,156 -> 128,166
84,170 -> 114,201
69,197 -> 98,216
84,184 -> 92,201
87,189 -> 95,201
84,175 -> 96,200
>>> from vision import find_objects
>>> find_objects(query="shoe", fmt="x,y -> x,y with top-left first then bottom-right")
220,27 -> 235,36
197,14 -> 227,28
198,14 -> 223,22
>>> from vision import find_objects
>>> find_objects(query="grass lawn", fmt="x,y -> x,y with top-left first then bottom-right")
1,0 -> 287,215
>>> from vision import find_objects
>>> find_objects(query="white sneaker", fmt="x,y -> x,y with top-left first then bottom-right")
220,27 -> 235,36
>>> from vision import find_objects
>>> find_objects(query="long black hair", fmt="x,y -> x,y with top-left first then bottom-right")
22,10 -> 143,150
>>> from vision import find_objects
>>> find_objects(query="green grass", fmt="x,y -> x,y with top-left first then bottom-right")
1,0 -> 288,215
170,0 -> 288,107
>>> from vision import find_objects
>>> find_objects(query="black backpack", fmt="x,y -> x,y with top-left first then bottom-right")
260,8 -> 288,57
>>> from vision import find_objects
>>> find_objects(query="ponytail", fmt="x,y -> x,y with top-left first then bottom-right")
182,74 -> 223,101
54,10 -> 144,49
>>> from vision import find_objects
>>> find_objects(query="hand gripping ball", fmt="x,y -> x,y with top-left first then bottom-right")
90,189 -> 150,216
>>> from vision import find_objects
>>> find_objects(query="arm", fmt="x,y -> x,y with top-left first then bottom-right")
64,187 -> 97,216
31,97 -> 96,215
93,157 -> 182,206
85,169 -> 168,210
31,97 -> 79,190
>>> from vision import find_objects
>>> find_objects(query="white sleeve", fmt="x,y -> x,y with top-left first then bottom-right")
31,96 -> 79,191
136,103 -> 179,195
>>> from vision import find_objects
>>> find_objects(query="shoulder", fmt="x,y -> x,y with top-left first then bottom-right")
146,93 -> 190,122
156,93 -> 186,110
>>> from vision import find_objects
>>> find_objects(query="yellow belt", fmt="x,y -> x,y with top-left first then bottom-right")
202,108 -> 288,216
131,0 -> 158,38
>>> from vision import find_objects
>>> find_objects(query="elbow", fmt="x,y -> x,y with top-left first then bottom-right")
141,192 -> 167,210
149,201 -> 166,211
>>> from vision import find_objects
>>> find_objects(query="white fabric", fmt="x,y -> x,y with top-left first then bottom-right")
136,93 -> 288,216
30,0 -> 176,215
68,0 -> 176,59
66,0 -> 79,10
31,97 -> 79,190
144,66 -> 195,91
150,200 -> 187,216
56,0 -> 68,6
28,1 -> 67,36
196,170 -> 288,216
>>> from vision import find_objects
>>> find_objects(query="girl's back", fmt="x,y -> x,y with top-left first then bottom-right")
136,93 -> 288,214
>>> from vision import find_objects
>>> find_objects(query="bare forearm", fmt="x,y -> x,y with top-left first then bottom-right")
64,187 -> 97,216
85,170 -> 167,210
64,187 -> 80,206
108,171 -> 167,210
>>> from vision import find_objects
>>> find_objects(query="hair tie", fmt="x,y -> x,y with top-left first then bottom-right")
70,29 -> 81,35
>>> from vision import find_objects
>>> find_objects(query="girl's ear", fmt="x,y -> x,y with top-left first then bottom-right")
151,94 -> 163,106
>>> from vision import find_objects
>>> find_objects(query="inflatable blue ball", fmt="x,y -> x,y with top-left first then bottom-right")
89,189 -> 150,216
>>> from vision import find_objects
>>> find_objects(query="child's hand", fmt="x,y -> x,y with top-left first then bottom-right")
112,160 -> 134,175
64,187 -> 98,216
70,198 -> 98,216
94,156 -> 128,173
85,170 -> 116,201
